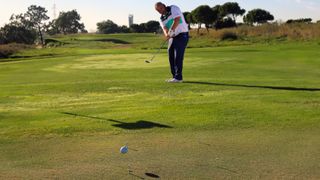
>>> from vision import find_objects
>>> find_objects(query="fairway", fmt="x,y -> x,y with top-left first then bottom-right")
1,34 -> 320,179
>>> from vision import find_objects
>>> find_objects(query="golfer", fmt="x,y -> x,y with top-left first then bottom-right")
155,2 -> 189,83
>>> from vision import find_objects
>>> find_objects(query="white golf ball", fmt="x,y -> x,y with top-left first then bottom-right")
120,145 -> 128,154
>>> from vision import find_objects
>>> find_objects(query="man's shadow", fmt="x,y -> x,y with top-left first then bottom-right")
61,112 -> 172,130
184,81 -> 320,92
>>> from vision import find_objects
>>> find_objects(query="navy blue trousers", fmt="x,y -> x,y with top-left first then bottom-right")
168,33 -> 189,80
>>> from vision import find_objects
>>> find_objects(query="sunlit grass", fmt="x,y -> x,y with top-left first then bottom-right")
0,33 -> 319,179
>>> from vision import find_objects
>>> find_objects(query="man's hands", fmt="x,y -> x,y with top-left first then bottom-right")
168,29 -> 176,38
164,29 -> 175,40
164,17 -> 181,39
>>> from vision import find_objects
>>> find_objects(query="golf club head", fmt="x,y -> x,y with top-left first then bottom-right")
145,60 -> 151,63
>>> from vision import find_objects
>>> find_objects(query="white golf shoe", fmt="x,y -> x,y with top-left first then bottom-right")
166,78 -> 183,83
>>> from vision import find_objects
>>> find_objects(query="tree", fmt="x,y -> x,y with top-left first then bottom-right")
0,13 -> 37,44
96,20 -> 159,34
183,12 -> 191,29
286,18 -> 312,24
9,13 -> 33,29
183,12 -> 190,23
192,5 -> 218,33
130,24 -> 145,33
212,5 -> 224,20
214,17 -> 237,30
55,10 -> 86,34
220,2 -> 246,23
97,20 -> 119,34
44,20 -> 59,35
25,5 -> 49,45
183,12 -> 196,29
144,20 -> 160,33
119,25 -> 130,33
0,24 -> 37,44
243,9 -> 274,25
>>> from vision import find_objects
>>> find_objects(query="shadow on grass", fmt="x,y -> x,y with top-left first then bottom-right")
145,173 -> 160,178
184,81 -> 320,92
61,112 -> 172,130
84,38 -> 131,44
0,54 -> 58,63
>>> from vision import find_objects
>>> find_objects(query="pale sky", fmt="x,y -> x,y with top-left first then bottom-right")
0,0 -> 319,32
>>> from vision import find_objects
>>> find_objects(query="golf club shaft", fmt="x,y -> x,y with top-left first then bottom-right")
149,39 -> 168,62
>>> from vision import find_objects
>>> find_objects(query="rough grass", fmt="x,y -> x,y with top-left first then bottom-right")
0,34 -> 320,179
191,23 -> 320,42
0,43 -> 32,59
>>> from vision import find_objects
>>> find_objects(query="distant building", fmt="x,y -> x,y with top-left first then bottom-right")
129,14 -> 134,27
52,0 -> 57,19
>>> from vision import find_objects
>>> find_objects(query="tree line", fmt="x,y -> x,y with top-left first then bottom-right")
0,5 -> 86,45
96,20 -> 160,34
183,2 -> 275,33
286,18 -> 313,24
1,3 -> 318,45
95,2 -> 274,34
0,4 -> 161,45
98,2 -> 318,35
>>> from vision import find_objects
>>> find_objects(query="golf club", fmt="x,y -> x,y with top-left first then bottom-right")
145,39 -> 168,63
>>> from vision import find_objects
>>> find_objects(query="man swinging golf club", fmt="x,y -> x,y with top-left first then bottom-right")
155,2 -> 189,83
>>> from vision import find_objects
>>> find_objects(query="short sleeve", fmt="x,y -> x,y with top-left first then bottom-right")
171,5 -> 182,19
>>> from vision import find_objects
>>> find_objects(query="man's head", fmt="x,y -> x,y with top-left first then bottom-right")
155,2 -> 166,15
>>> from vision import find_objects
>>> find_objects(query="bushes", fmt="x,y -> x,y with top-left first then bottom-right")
287,18 -> 312,24
0,24 -> 37,44
0,44 -> 31,58
219,31 -> 238,40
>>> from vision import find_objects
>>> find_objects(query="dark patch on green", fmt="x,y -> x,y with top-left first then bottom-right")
61,112 -> 172,130
0,54 -> 64,63
184,81 -> 320,92
83,38 -> 131,44
145,173 -> 160,178
9,54 -> 55,59
110,120 -> 172,130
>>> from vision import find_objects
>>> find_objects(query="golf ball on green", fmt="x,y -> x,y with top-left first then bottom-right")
120,145 -> 128,154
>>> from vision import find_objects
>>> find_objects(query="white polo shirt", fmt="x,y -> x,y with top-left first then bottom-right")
160,5 -> 189,35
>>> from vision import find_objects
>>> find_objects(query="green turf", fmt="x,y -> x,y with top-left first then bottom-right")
0,34 -> 320,179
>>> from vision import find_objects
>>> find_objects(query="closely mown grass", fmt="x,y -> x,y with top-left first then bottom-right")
0,33 -> 319,179
1,36 -> 319,136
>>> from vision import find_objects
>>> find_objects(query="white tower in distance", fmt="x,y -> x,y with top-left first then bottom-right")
128,14 -> 134,27
52,0 -> 57,19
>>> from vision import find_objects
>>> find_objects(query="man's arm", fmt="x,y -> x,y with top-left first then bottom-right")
163,26 -> 169,37
171,16 -> 181,32
165,16 -> 181,39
